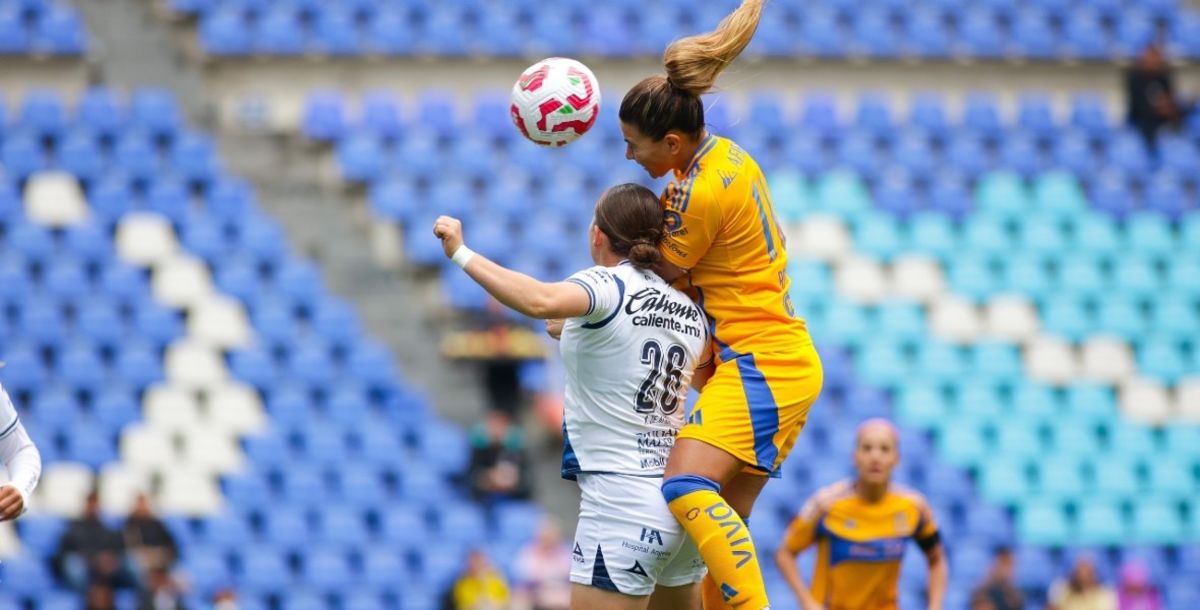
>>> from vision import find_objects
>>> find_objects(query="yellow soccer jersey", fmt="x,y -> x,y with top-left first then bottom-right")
659,134 -> 806,360
782,481 -> 941,610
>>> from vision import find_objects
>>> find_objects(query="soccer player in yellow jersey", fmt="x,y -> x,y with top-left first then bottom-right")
617,2 -> 823,608
775,419 -> 948,610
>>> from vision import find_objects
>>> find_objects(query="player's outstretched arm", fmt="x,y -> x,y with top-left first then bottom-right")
923,542 -> 948,610
0,422 -> 41,521
433,216 -> 591,320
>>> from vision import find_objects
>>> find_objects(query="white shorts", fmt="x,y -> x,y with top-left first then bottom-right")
570,473 -> 706,597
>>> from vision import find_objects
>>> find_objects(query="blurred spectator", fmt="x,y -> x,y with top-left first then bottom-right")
124,494 -> 179,574
1125,43 -> 1191,149
971,547 -> 1024,610
54,491 -> 138,591
1048,555 -> 1117,610
84,582 -> 118,610
1117,561 -> 1162,610
513,519 -> 570,610
467,410 -> 531,503
210,590 -> 239,610
451,549 -> 510,610
137,568 -> 187,610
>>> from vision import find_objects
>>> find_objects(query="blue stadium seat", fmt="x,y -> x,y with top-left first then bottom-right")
1090,171 -> 1136,217
254,5 -> 305,55
380,503 -> 431,547
363,6 -> 413,55
0,556 -> 54,596
360,92 -> 403,140
957,9 -> 1004,58
238,548 -> 292,593
131,88 -> 181,138
303,549 -> 353,593
313,7 -> 360,55
2,130 -> 47,179
34,3 -> 85,54
199,7 -> 249,55
0,5 -> 29,53
21,90 -> 66,137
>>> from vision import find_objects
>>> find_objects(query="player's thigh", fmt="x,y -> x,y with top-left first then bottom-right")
571,583 -> 649,610
647,583 -> 700,610
676,348 -> 823,478
721,471 -> 769,518
572,474 -> 699,597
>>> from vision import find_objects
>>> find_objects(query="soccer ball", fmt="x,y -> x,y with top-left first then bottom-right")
510,57 -> 601,147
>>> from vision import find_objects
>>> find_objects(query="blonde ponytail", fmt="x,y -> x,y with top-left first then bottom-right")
663,0 -> 764,97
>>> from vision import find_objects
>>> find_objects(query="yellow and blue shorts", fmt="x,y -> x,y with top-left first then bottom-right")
679,340 -> 823,477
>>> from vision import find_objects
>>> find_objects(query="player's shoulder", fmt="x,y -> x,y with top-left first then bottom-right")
889,483 -> 933,512
799,479 -> 856,518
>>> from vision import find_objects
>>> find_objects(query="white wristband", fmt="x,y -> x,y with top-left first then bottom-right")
451,244 -> 476,269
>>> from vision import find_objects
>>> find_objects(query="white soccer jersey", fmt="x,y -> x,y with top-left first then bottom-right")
559,261 -> 709,479
0,382 -> 41,507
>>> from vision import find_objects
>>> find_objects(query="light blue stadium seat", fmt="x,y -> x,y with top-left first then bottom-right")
1033,171 -> 1088,215
962,216 -> 1014,256
1000,253 -> 1051,296
916,341 -> 968,384
875,301 -> 925,341
1111,255 -> 1161,299
825,302 -> 872,346
896,382 -> 951,427
855,215 -> 906,259
979,462 -> 1031,503
906,213 -> 958,259
1017,214 -> 1070,255
1036,458 -> 1092,499
1075,502 -> 1126,545
1125,214 -> 1177,257
948,254 -> 1000,300
1138,338 -> 1188,383
1060,384 -> 1113,425
1164,427 -> 1200,459
769,171 -> 812,222
1106,424 -> 1161,457
1047,422 -> 1103,461
1168,258 -> 1200,297
1091,461 -> 1140,500
1056,255 -> 1106,298
938,421 -> 989,467
1094,295 -> 1146,340
1144,460 -> 1197,499
1010,382 -> 1057,418
1018,501 -> 1072,546
976,172 -> 1031,216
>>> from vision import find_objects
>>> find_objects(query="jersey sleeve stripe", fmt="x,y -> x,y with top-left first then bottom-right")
581,275 -> 625,330
566,278 -> 596,317
0,416 -> 19,440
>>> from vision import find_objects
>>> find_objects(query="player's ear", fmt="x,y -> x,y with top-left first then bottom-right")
663,132 -> 682,155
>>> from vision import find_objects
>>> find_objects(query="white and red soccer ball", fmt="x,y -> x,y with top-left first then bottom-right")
510,57 -> 601,147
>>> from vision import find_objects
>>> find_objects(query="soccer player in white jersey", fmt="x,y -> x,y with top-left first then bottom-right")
0,379 -> 42,520
434,183 -> 711,610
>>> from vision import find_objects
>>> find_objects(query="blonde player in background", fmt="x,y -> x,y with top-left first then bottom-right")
434,184 -> 711,610
774,419 -> 948,610
0,379 -> 42,520
617,1 -> 823,608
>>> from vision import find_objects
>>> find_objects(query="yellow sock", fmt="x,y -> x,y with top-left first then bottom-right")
663,475 -> 769,609
701,574 -> 734,610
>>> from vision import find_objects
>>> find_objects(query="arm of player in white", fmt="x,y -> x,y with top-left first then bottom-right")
433,215 -> 592,320
0,386 -> 41,520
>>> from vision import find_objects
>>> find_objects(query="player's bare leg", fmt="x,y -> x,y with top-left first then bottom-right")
571,584 -> 650,610
648,583 -> 701,610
